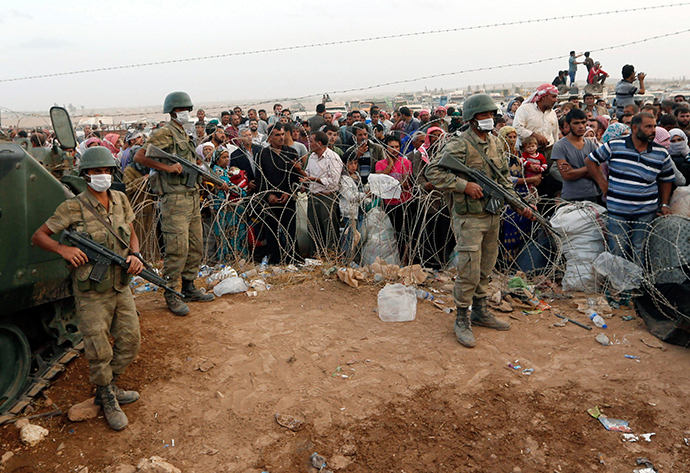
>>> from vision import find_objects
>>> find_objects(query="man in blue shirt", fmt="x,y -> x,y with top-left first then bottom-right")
585,113 -> 673,262
568,51 -> 583,87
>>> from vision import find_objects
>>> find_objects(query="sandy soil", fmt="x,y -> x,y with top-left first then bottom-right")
1,275 -> 689,473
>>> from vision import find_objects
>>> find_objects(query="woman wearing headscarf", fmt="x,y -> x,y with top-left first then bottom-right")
103,133 -> 122,159
498,126 -> 536,263
657,128 -> 687,186
210,148 -> 248,261
670,128 -> 690,184
504,99 -> 520,126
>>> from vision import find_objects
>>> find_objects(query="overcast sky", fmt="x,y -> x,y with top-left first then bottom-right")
1,0 -> 689,113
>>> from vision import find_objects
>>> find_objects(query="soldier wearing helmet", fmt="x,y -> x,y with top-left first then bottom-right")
32,146 -> 144,431
134,91 -> 223,316
425,94 -> 534,348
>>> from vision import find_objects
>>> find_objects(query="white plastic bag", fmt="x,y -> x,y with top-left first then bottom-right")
213,276 -> 249,296
368,174 -> 402,200
593,251 -> 643,292
360,207 -> 401,266
550,203 -> 607,293
377,283 -> 416,322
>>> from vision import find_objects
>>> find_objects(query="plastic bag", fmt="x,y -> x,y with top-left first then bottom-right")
593,251 -> 643,292
213,276 -> 249,296
368,174 -> 402,200
550,203 -> 608,293
377,283 -> 416,322
361,207 -> 401,266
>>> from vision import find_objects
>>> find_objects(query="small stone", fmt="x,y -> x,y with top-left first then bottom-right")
275,413 -> 305,431
57,442 -> 65,452
77,467 -> 88,473
68,398 -> 101,422
44,397 -> 54,407
215,391 -> 225,399
14,419 -> 29,429
513,467 -> 522,473
330,454 -> 352,470
1,451 -> 14,465
105,464 -> 136,473
200,446 -> 219,456
340,444 -> 357,456
20,423 -> 49,447
136,456 -> 181,473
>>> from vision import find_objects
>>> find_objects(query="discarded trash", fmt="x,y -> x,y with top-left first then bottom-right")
311,452 -> 327,469
274,413 -> 305,432
259,256 -> 269,272
522,368 -> 534,375
593,251 -> 644,292
207,267 -> 239,282
622,315 -> 635,321
507,363 -> 521,370
635,457 -> 657,473
595,333 -> 610,346
240,269 -> 258,279
303,258 -> 324,267
624,355 -> 640,360
599,416 -> 632,432
213,277 -> 249,296
377,284 -> 416,322
249,279 -> 269,292
587,309 -> 608,328
622,433 -> 656,442
415,289 -> 435,301
554,313 -> 592,330
587,406 -> 602,419
337,268 -> 364,288
508,276 -> 528,289
522,310 -> 542,315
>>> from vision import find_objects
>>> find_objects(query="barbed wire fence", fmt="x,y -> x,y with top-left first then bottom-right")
117,126 -> 690,338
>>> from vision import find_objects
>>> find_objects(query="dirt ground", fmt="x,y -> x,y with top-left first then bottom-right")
2,274 -> 690,473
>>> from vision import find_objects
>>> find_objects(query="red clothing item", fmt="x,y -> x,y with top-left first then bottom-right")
521,151 -> 547,176
587,65 -> 607,84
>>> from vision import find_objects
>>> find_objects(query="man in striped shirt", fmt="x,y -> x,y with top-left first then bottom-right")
585,113 -> 673,262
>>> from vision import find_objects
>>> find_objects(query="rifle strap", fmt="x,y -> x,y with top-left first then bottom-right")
77,195 -> 133,253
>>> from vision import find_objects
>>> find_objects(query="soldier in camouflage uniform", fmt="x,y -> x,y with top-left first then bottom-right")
425,94 -> 534,348
134,92 -> 225,316
32,147 -> 143,431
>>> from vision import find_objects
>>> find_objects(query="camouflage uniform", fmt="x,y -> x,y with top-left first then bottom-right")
425,128 -> 515,310
44,190 -> 140,386
145,121 -> 202,290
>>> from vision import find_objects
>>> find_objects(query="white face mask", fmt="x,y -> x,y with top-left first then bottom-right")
670,141 -> 688,155
87,173 -> 112,192
174,111 -> 190,125
476,118 -> 495,131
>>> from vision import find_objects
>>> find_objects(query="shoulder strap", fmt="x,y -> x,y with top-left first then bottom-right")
464,133 -> 504,179
77,194 -> 132,251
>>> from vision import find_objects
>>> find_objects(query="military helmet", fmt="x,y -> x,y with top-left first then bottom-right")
163,91 -> 194,114
78,146 -> 116,175
462,94 -> 499,121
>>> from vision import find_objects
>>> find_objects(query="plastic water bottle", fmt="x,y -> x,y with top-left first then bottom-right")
415,289 -> 435,301
587,309 -> 607,329
259,256 -> 269,272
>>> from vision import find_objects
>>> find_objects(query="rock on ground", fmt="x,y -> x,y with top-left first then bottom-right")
68,397 -> 101,422
19,423 -> 49,447
136,456 -> 181,473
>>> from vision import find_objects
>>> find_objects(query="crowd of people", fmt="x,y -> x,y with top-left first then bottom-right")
15,61 -> 690,430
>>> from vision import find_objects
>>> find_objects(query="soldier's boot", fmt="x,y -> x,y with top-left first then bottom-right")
471,297 -> 511,331
454,308 -> 476,348
95,376 -> 139,406
164,290 -> 190,316
95,384 -> 128,431
181,278 -> 214,302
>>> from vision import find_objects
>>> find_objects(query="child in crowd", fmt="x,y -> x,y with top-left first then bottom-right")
339,155 -> 367,261
520,136 -> 547,191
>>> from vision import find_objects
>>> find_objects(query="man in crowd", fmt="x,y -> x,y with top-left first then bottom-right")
258,109 -> 270,124
247,108 -> 268,134
296,131 -> 343,257
309,103 -> 326,131
615,64 -> 646,118
568,51 -> 583,86
196,109 -> 207,124
586,113 -> 673,262
233,106 -> 247,125
323,124 -> 344,160
582,93 -> 606,117
193,121 -> 206,146
587,61 -> 609,85
426,94 -> 534,348
230,129 -> 261,193
255,123 -> 301,264
248,118 -> 266,146
552,70 -> 568,94
399,106 -> 421,136
553,109 -> 600,202
220,111 -> 232,131
620,112 -> 634,126
134,92 -> 224,316
344,122 -> 385,184
659,114 -> 678,132
418,109 -> 432,129
674,106 -> 690,138
225,113 -> 241,144
674,94 -> 686,105
269,103 -> 283,125
513,84 -> 560,195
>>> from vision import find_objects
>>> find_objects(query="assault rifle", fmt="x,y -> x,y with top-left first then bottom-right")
437,154 -> 553,231
146,145 -> 231,190
61,229 -> 185,298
